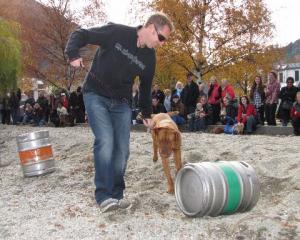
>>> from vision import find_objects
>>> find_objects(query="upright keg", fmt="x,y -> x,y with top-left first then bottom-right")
175,161 -> 260,217
16,130 -> 55,177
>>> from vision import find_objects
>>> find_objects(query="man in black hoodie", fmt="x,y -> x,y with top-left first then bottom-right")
65,13 -> 173,212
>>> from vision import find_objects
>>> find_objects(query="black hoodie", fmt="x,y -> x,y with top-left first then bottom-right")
65,23 -> 156,118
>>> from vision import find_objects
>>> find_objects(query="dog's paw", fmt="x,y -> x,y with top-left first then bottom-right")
152,156 -> 158,162
167,187 -> 175,194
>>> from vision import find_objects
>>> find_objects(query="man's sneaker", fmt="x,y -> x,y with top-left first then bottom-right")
118,198 -> 132,209
99,198 -> 119,213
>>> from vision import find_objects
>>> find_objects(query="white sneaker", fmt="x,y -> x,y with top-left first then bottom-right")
118,198 -> 132,209
99,198 -> 119,213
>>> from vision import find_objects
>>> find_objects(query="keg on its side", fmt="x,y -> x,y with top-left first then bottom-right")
175,161 -> 260,217
17,130 -> 55,177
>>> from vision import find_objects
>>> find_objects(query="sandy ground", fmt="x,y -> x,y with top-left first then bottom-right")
0,124 -> 299,240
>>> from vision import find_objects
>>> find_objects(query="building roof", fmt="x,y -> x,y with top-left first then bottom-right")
277,62 -> 300,70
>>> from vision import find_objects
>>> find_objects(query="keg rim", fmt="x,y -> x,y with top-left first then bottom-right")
17,130 -> 50,143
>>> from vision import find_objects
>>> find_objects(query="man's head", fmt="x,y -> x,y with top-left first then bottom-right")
142,13 -> 174,48
186,73 -> 193,83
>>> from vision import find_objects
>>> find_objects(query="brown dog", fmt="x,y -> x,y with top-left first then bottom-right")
150,113 -> 182,193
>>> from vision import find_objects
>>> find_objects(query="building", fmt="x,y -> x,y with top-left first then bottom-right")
276,62 -> 300,88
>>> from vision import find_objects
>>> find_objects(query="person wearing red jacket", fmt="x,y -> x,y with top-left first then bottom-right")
208,76 -> 222,124
237,95 -> 257,134
221,79 -> 235,100
290,92 -> 300,136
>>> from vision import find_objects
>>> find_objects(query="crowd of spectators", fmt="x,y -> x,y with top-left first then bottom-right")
133,71 -> 300,135
0,87 -> 85,128
1,71 -> 300,135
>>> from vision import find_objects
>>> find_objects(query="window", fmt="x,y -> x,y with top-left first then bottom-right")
279,72 -> 283,82
295,70 -> 299,82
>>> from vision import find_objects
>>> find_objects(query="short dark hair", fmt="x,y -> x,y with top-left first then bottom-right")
186,72 -> 193,78
145,13 -> 174,32
286,77 -> 294,83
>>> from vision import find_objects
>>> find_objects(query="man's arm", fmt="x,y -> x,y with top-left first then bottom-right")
64,24 -> 117,63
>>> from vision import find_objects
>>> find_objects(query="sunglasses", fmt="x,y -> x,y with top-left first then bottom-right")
154,25 -> 167,42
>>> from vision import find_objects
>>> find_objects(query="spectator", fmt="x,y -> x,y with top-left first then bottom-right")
163,89 -> 172,112
151,84 -> 165,104
237,96 -> 257,134
181,73 -> 200,116
37,92 -> 49,123
25,91 -> 35,106
278,77 -> 299,126
250,76 -> 266,125
198,82 -> 207,98
220,96 -> 238,125
208,76 -> 222,124
2,93 -> 11,124
60,92 -> 69,109
33,103 -> 45,126
221,79 -> 235,100
68,91 -> 78,126
57,102 -> 69,127
290,92 -> 300,135
9,91 -> 20,125
171,81 -> 184,101
152,96 -> 166,114
22,103 -> 34,124
188,95 -> 212,131
76,87 -> 85,123
170,94 -> 185,125
265,71 -> 280,126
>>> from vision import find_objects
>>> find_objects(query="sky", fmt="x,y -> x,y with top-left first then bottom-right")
105,0 -> 300,47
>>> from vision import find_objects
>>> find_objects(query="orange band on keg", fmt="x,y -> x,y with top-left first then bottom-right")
19,146 -> 53,164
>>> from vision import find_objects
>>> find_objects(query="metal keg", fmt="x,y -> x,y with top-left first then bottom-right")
175,161 -> 260,217
16,130 -> 55,177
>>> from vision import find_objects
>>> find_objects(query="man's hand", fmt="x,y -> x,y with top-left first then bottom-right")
70,58 -> 84,68
143,118 -> 154,129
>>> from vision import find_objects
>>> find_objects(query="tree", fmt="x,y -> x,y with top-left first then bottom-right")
0,0 -> 106,92
0,19 -> 22,95
218,46 -> 283,95
131,0 -> 275,88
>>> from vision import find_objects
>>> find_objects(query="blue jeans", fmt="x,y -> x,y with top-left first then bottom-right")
83,92 -> 131,204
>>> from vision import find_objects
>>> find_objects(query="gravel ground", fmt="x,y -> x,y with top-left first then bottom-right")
0,125 -> 299,240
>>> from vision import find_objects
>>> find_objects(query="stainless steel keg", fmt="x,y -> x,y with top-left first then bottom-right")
175,161 -> 260,217
17,130 -> 55,177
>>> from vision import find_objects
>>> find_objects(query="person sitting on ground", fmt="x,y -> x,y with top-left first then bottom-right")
169,94 -> 185,125
33,103 -> 45,126
220,96 -> 238,125
290,91 -> 300,136
22,103 -> 34,125
152,96 -> 166,114
57,102 -> 69,127
188,95 -> 212,132
237,96 -> 257,134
